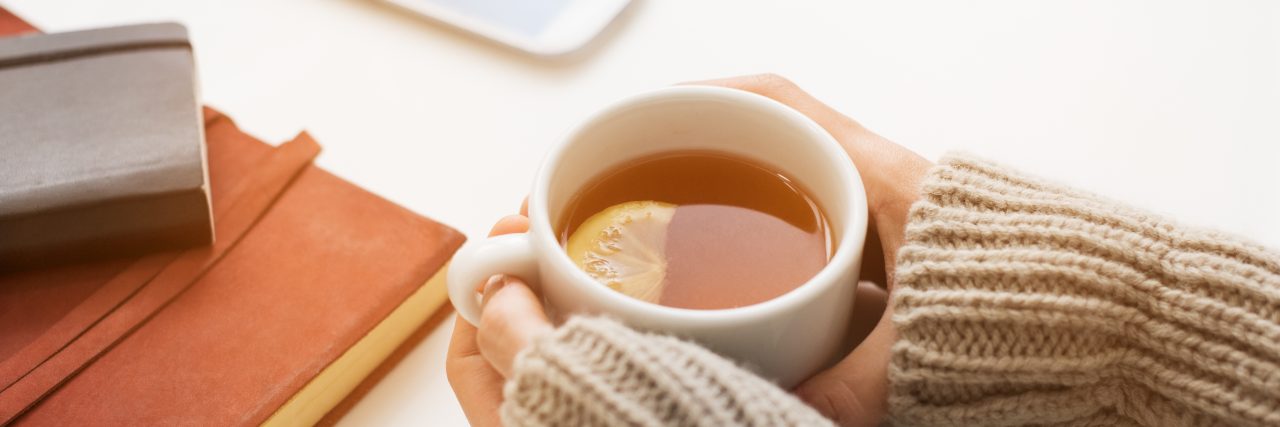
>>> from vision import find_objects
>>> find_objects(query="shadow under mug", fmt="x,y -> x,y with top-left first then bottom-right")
448,86 -> 868,387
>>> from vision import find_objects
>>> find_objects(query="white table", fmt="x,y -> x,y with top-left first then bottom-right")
8,0 -> 1279,425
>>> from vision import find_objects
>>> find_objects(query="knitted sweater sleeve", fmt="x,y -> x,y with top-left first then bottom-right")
889,153 -> 1280,427
499,316 -> 833,427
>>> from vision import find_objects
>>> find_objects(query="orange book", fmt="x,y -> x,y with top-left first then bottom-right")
0,9 -> 464,425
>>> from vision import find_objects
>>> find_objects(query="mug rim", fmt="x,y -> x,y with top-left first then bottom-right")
529,85 -> 868,323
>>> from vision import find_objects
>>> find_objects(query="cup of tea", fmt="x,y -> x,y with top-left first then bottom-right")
448,86 -> 868,387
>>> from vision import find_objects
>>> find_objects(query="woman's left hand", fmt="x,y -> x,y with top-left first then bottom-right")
446,203 -> 553,427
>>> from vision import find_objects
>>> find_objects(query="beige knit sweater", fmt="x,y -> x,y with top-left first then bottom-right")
500,154 -> 1280,427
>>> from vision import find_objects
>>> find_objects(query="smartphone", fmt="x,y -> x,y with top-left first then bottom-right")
385,0 -> 632,56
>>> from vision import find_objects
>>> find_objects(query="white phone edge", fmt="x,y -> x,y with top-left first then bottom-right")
382,0 -> 632,56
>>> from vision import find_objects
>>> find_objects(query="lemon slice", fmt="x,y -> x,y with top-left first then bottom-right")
565,201 -> 677,304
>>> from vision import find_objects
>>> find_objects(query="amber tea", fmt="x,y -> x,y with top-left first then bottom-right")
559,151 -> 831,310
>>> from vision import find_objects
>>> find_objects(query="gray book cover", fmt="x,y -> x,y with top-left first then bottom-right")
0,23 -> 212,270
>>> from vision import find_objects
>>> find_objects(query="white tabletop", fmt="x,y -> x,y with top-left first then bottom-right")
8,0 -> 1279,425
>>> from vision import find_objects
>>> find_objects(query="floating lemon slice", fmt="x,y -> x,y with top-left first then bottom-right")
565,201 -> 677,304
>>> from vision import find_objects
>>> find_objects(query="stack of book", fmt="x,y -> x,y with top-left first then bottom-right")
0,9 -> 462,425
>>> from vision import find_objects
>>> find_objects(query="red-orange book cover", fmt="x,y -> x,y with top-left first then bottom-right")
0,8 -> 464,425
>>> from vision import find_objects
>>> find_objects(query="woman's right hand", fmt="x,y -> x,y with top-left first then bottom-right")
694,74 -> 932,427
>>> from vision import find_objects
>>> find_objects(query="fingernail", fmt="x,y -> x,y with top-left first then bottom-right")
481,275 -> 511,309
483,275 -> 507,296
477,275 -> 502,294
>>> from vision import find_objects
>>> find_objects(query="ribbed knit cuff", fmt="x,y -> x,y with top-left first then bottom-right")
887,153 -> 1280,427
500,316 -> 833,427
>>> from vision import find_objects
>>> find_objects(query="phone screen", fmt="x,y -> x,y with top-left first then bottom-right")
424,0 -> 574,37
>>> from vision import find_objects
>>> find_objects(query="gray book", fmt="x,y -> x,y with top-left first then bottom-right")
0,23 -> 212,270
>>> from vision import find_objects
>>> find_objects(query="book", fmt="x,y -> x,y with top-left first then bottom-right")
0,23 -> 211,270
0,10 -> 464,426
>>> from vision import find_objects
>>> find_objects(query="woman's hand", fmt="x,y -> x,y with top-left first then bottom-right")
693,74 -> 931,427
446,201 -> 553,427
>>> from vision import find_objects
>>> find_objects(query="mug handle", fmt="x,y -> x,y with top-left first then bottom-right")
447,233 -> 539,326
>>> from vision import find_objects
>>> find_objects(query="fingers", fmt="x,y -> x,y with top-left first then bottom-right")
477,276 -> 554,378
445,315 -> 507,427
443,210 -> 534,426
490,214 -> 530,237
472,211 -> 551,377
794,293 -> 896,427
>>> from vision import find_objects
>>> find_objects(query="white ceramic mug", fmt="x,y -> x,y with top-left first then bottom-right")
448,86 -> 868,387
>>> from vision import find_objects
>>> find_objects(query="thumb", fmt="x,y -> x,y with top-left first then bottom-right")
794,282 -> 897,427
